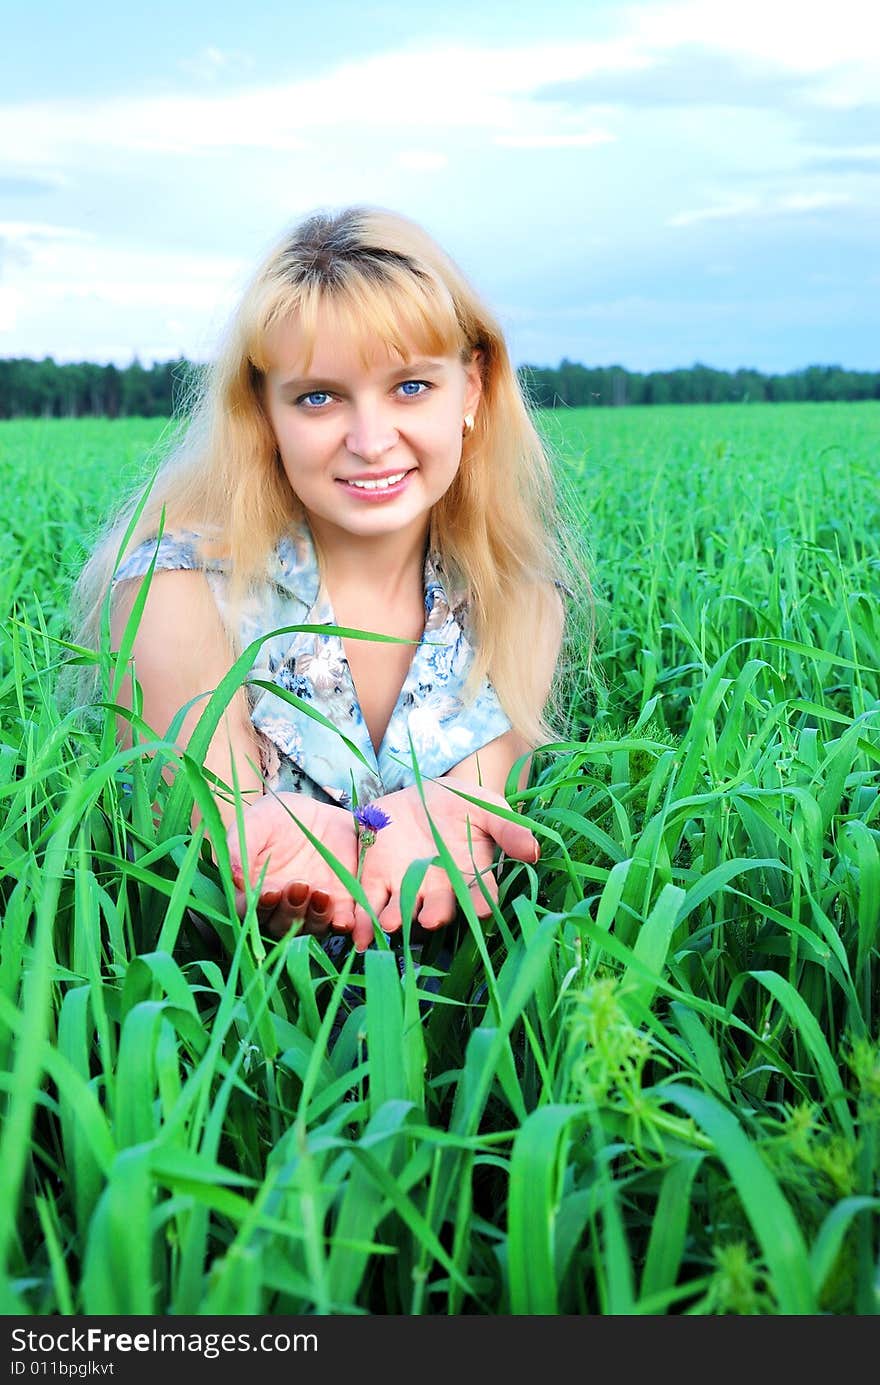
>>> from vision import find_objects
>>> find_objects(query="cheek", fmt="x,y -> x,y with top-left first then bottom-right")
424,407 -> 465,458
272,418 -> 322,467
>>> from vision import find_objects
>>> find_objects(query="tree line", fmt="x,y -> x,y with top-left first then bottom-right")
0,358 -> 196,419
0,354 -> 878,419
521,360 -> 880,407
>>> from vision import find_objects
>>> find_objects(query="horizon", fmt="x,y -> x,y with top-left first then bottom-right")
1,351 -> 875,377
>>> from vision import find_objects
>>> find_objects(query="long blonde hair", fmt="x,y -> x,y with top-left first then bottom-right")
71,206 -> 595,747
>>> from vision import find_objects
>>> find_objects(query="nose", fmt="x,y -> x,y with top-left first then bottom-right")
345,399 -> 398,463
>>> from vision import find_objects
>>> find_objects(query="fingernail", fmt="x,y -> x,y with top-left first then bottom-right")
532,842 -> 541,864
286,882 -> 309,907
311,889 -> 331,913
261,889 -> 281,907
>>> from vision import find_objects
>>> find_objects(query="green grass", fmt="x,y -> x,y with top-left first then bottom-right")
1,403 -> 879,1315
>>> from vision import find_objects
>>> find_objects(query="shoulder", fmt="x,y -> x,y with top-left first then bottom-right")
539,578 -> 565,654
112,529 -> 227,587
110,566 -> 232,656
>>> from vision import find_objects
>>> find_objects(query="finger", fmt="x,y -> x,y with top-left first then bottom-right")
377,894 -> 406,935
304,888 -> 334,938
351,916 -> 379,952
328,889 -> 357,936
227,804 -> 274,889
469,868 -> 499,919
353,881 -> 390,931
417,883 -> 458,931
352,885 -> 389,952
235,884 -> 283,922
263,880 -> 310,939
475,807 -> 539,863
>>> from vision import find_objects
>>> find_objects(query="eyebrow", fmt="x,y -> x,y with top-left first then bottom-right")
277,358 -> 449,392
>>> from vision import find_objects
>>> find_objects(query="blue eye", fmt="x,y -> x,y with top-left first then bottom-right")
297,391 -> 332,409
398,380 -> 430,397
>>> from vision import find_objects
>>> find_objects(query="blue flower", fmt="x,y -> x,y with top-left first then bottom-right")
354,803 -> 392,834
354,802 -> 392,857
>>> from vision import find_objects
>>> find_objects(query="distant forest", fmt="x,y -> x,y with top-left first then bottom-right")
1,355 -> 878,419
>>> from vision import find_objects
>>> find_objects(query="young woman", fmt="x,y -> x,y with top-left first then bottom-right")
73,206 -> 588,953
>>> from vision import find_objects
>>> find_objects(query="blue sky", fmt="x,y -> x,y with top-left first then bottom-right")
1,0 -> 877,373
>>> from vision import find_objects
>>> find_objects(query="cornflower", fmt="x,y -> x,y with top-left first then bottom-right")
354,803 -> 392,880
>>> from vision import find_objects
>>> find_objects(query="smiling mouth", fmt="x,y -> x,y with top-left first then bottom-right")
338,469 -> 413,492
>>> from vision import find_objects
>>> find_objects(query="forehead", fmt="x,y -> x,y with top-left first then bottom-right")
264,303 -> 458,379
254,269 -> 465,376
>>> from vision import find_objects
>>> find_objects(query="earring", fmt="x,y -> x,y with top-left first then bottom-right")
462,414 -> 475,437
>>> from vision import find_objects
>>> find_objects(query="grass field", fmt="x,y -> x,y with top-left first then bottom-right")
1,401 -> 879,1315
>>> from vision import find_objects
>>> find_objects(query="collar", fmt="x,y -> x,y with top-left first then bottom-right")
268,519 -> 466,616
270,523 -> 322,606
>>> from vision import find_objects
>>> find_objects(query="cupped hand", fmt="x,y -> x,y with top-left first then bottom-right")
351,777 -> 539,951
226,792 -> 359,940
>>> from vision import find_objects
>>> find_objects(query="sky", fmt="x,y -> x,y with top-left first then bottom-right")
0,0 -> 877,374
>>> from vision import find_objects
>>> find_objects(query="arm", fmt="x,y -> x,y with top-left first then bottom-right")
442,583 -> 564,796
110,569 -> 264,828
351,585 -> 564,947
438,726 -> 532,798
111,570 -> 358,935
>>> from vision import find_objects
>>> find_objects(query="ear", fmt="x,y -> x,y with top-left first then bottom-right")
464,348 -> 484,418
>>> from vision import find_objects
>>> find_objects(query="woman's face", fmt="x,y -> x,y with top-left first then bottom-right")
262,307 -> 482,551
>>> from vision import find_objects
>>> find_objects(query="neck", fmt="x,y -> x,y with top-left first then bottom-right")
306,515 -> 430,604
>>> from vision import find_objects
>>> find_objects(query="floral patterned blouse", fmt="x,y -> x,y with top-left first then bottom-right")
111,522 -> 513,808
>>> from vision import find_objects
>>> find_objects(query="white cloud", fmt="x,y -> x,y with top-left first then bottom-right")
0,221 -> 92,243
0,228 -> 247,359
1,8 -> 877,172
177,46 -> 257,83
778,192 -> 853,212
668,192 -> 852,226
0,91 -> 310,158
494,132 -> 615,149
2,9 -> 875,176
0,285 -> 19,332
0,222 -> 95,273
394,151 -> 450,172
0,41 -> 641,165
1,224 -> 196,282
627,0 -> 880,72
810,145 -> 880,162
668,198 -> 760,227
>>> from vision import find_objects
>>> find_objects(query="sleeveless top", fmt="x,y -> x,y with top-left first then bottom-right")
111,523 -> 513,808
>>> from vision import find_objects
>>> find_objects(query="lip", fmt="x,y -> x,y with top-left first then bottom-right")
336,468 -> 414,501
339,467 -> 414,482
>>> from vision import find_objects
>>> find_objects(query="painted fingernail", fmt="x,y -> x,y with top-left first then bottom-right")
261,889 -> 282,907
286,882 -> 309,907
311,889 -> 331,913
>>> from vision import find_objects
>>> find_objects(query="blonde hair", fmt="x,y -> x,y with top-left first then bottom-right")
71,206 -> 595,748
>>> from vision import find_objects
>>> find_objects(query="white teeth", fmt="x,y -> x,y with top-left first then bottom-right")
347,471 -> 407,491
